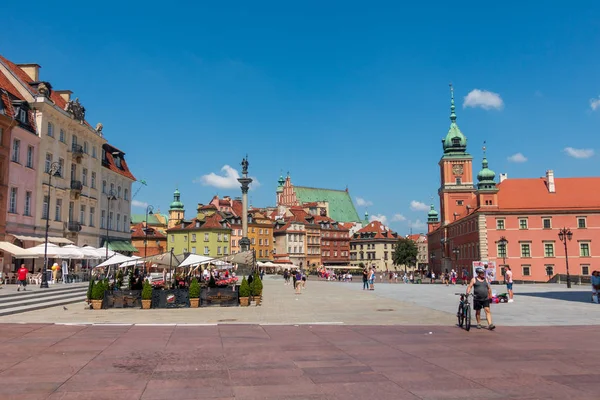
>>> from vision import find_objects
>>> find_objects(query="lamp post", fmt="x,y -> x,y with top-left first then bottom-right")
497,236 -> 508,266
452,248 -> 459,260
558,227 -> 573,288
105,189 -> 117,260
144,205 -> 154,258
430,252 -> 435,274
41,162 -> 61,288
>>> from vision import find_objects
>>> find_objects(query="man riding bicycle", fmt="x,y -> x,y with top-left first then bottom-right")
466,267 -> 496,330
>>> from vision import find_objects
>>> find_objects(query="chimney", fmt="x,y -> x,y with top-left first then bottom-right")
16,64 -> 41,82
546,170 -> 555,193
499,173 -> 507,183
55,90 -> 72,102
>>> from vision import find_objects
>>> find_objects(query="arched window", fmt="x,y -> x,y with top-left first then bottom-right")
47,122 -> 54,137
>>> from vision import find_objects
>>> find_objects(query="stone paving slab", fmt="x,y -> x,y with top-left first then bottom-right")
0,323 -> 598,399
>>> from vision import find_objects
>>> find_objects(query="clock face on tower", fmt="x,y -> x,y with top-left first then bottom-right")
452,164 -> 464,175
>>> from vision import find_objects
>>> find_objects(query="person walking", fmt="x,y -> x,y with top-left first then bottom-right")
466,267 -> 496,330
362,268 -> 369,290
295,270 -> 302,294
369,268 -> 375,290
17,264 -> 28,291
505,265 -> 514,303
590,270 -> 600,303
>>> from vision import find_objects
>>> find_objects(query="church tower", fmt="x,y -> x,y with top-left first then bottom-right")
438,85 -> 475,225
475,144 -> 499,208
168,188 -> 185,229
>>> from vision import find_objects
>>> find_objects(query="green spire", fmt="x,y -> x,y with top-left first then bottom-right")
427,203 -> 439,223
276,173 -> 285,193
442,83 -> 469,158
362,210 -> 369,226
169,188 -> 185,211
477,142 -> 496,191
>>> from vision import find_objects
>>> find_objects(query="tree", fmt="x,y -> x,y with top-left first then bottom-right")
392,238 -> 418,269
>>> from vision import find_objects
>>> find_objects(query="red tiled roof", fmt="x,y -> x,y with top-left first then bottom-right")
496,177 -> 600,210
102,143 -> 136,181
232,199 -> 243,217
201,213 -> 229,229
0,70 -> 36,129
131,223 -> 165,239
199,204 -> 217,210
356,220 -> 398,239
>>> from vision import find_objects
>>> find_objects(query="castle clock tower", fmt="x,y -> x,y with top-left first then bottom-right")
438,85 -> 475,225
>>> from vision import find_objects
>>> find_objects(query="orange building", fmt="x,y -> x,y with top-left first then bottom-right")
131,222 -> 167,257
427,87 -> 600,282
248,210 -> 274,261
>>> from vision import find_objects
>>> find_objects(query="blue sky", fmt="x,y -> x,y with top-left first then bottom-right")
1,1 -> 599,234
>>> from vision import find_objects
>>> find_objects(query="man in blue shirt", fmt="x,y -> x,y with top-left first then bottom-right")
591,271 -> 600,303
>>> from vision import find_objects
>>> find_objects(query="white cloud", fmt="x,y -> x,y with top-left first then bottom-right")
392,214 -> 406,222
590,96 -> 600,111
194,165 -> 260,189
131,200 -> 148,208
355,197 -> 373,207
507,153 -> 527,163
463,89 -> 504,110
408,220 -> 427,230
410,200 -> 429,212
564,147 -> 594,159
369,214 -> 388,225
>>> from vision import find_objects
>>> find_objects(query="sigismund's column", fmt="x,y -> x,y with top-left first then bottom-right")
238,156 -> 253,252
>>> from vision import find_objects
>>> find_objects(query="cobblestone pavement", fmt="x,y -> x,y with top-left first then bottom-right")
1,323 -> 598,399
1,277 -> 597,326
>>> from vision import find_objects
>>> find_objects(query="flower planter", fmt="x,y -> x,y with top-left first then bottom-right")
90,300 -> 103,310
239,296 -> 249,307
254,295 -> 262,306
141,299 -> 152,309
190,298 -> 200,308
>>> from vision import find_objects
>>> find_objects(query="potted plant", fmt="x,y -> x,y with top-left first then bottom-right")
141,280 -> 153,309
239,277 -> 250,306
189,278 -> 200,308
251,272 -> 263,306
116,270 -> 124,289
90,280 -> 105,310
86,279 -> 95,303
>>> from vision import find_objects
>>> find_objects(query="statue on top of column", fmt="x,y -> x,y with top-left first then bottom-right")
241,155 -> 249,176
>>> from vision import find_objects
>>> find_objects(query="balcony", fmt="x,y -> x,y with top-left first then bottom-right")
70,180 -> 82,199
68,221 -> 82,232
71,144 -> 84,161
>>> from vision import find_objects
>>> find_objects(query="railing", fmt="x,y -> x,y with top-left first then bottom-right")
68,221 -> 82,232
70,180 -> 83,191
71,144 -> 84,157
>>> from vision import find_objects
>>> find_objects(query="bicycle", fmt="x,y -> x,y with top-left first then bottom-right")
455,293 -> 472,331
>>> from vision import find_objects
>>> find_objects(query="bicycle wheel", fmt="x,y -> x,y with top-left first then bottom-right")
457,303 -> 464,327
464,304 -> 471,331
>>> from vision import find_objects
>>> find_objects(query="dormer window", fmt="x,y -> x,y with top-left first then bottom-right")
19,109 -> 28,124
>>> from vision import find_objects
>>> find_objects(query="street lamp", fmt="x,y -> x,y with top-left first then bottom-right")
144,205 -> 154,258
497,236 -> 508,266
41,162 -> 61,289
558,227 -> 573,288
105,189 -> 117,260
452,248 -> 459,260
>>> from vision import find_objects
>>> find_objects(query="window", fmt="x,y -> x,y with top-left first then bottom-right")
83,141 -> 88,154
251,238 -> 255,245
265,250 -> 269,256
580,242 -> 590,257
42,195 -> 49,219
259,250 -> 263,257
47,122 -> 54,137
217,246 -> 222,255
59,129 -> 65,143
101,210 -> 105,228
123,215 -> 127,231
265,229 -> 269,235
80,205 -> 86,224
265,239 -> 269,246
456,200 -> 464,206
520,243 -> 531,258
497,243 -> 507,259
11,139 -> 20,162
91,172 -> 96,188
232,240 -> 236,247
522,266 -> 531,276
578,217 -> 587,229
55,199 -> 62,221
72,135 -> 77,147
24,191 -> 31,216
110,183 -> 115,193
217,233 -> 222,242
102,180 -> 107,194
204,233 -> 209,242
456,177 -> 462,185
90,207 -> 95,227
519,218 -> 528,229
545,265 -> 554,276
108,211 -> 113,230
18,109 -> 27,123
117,186 -> 122,198
124,189 -> 129,201
70,163 -> 77,181
183,235 -> 188,243
191,247 -> 196,254
82,168 -> 88,186
542,218 -> 551,229
26,146 -> 34,168
259,238 -> 263,245
224,246 -> 228,254
582,265 -> 590,275
58,158 -> 64,177
204,246 -> 209,255
9,188 -> 17,213
544,243 -> 554,257
92,146 -> 97,158
170,235 -> 174,243
495,219 -> 505,230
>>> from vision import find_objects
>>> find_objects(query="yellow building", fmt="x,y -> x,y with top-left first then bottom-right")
248,211 -> 274,261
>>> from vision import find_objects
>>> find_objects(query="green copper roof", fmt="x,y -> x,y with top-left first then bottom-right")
427,204 -> 439,223
477,146 -> 497,190
170,188 -> 184,211
362,211 -> 370,227
442,85 -> 469,158
131,214 -> 163,225
293,186 -> 361,222
276,174 -> 285,192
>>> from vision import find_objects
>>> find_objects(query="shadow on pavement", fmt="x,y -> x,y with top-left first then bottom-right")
517,290 -> 592,304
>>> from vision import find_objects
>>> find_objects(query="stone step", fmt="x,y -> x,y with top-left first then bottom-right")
0,289 -> 87,311
0,294 -> 86,317
0,284 -> 88,301
0,283 -> 88,317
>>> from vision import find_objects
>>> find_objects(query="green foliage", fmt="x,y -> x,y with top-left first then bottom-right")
359,262 -> 365,269
128,269 -> 134,290
189,278 -> 201,298
91,280 -> 106,300
251,272 -> 263,295
87,279 -> 95,299
116,270 -> 124,289
239,277 -> 250,297
142,280 -> 153,300
392,238 -> 419,267
208,274 -> 216,288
